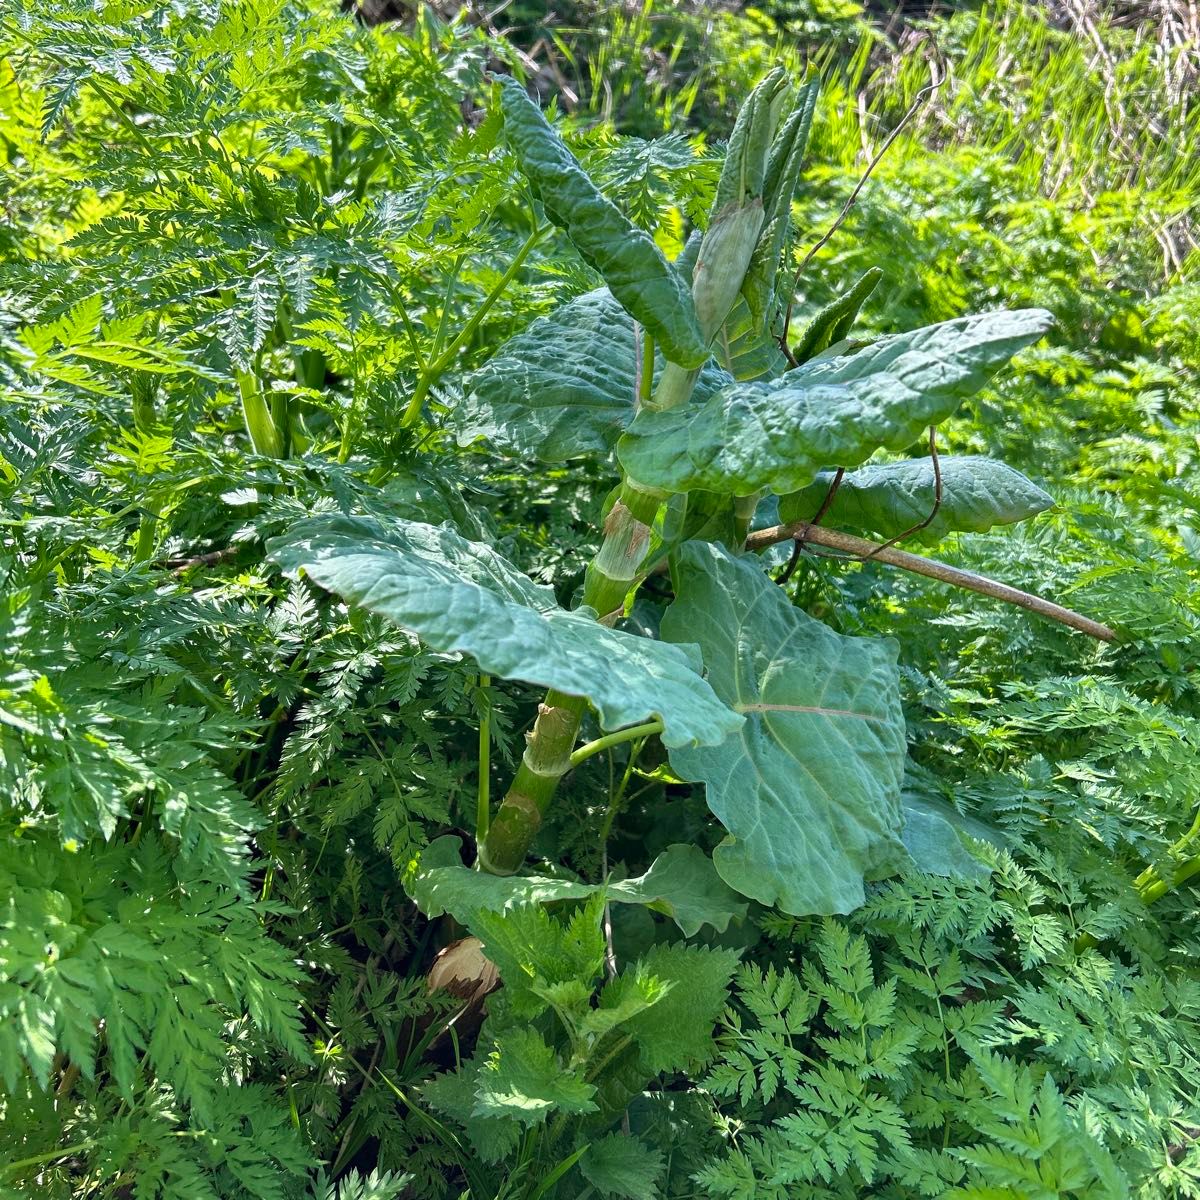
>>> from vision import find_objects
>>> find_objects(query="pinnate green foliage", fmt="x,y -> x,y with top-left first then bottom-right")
739,78 -> 821,328
2,0 -> 1199,1195
695,919 -> 1140,1199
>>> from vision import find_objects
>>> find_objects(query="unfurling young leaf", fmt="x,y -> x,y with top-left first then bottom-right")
498,77 -> 709,368
691,69 -> 789,340
790,266 -> 883,365
740,77 -> 821,330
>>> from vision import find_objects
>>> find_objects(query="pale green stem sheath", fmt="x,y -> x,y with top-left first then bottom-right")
733,492 -> 760,547
639,330 -> 655,404
582,478 -> 666,621
690,201 -> 765,338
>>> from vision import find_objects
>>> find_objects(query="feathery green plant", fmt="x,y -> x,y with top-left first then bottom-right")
3,0 -> 1199,1196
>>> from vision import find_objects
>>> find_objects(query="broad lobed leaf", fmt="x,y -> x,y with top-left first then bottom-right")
661,542 -> 909,914
779,456 -> 1055,542
454,287 -> 732,461
617,309 -> 1054,495
268,516 -> 742,748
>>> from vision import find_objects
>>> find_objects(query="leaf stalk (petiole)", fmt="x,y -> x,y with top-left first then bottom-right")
569,719 -> 663,768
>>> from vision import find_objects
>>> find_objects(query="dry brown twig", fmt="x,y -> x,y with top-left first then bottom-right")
746,520 -> 1118,643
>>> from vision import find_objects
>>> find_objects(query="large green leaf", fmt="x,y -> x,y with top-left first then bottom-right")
778,456 -> 1054,543
660,542 -> 908,914
900,795 -> 994,881
268,516 -> 740,749
617,309 -> 1053,495
410,838 -> 747,937
455,288 -> 733,461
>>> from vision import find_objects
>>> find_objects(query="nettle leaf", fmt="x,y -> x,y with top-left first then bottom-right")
410,838 -> 746,937
579,1132 -> 666,1199
661,542 -> 908,915
499,77 -> 709,369
471,897 -> 608,1019
617,309 -> 1053,495
472,1026 -> 597,1123
268,517 -> 741,748
425,1060 -> 523,1164
455,287 -> 732,461
622,943 -> 740,1073
779,457 -> 1054,543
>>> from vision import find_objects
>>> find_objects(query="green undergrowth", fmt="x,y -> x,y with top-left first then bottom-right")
1,0 -> 1198,1197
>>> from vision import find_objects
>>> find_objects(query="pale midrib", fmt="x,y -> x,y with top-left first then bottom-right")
734,701 -> 883,722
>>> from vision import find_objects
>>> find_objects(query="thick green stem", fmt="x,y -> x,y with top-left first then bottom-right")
480,354 -> 698,874
639,330 -> 655,404
271,391 -> 292,459
133,513 -> 157,562
1134,855 -> 1200,906
480,482 -> 667,873
479,690 -> 588,874
646,360 -> 700,412
475,674 -> 491,850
